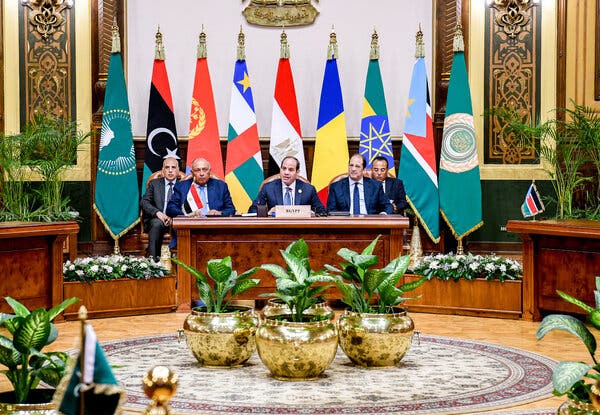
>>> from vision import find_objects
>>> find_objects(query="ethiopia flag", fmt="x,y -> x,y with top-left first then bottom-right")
398,36 -> 439,243
269,42 -> 306,178
142,29 -> 180,190
439,26 -> 483,239
93,28 -> 139,240
359,35 -> 393,173
312,33 -> 348,204
187,32 -> 224,178
225,55 -> 263,213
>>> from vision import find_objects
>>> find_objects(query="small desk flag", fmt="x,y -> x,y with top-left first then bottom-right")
521,182 -> 545,218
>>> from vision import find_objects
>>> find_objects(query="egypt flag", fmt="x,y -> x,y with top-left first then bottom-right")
187,33 -> 224,178
142,29 -> 180,190
183,184 -> 204,215
360,42 -> 394,173
312,36 -> 349,204
439,26 -> 483,239
269,52 -> 306,177
522,181 -> 545,217
225,58 -> 263,212
399,53 -> 439,242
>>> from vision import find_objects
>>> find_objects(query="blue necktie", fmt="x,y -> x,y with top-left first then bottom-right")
284,187 -> 292,205
199,185 -> 209,215
353,182 -> 360,215
165,182 -> 173,212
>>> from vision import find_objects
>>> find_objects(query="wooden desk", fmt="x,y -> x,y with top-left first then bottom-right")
0,221 -> 79,314
173,215 -> 409,311
507,219 -> 600,320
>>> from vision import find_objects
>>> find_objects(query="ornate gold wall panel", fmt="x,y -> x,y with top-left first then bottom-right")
485,0 -> 540,165
20,0 -> 75,124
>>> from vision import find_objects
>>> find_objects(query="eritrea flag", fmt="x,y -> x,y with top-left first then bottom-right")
142,30 -> 180,190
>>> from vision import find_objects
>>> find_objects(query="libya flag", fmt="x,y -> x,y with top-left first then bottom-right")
94,50 -> 140,240
439,48 -> 483,239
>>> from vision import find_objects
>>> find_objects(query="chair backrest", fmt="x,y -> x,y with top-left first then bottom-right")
329,173 -> 348,185
145,170 -> 189,189
259,174 -> 310,191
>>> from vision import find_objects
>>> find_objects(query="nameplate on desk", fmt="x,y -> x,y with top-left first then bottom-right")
274,205 -> 311,218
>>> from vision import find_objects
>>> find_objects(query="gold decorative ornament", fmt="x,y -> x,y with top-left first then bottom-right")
327,27 -> 338,60
154,26 -> 165,61
142,366 -> 178,415
490,0 -> 534,41
409,223 -> 423,268
337,309 -> 414,367
24,0 -> 72,41
369,29 -> 379,60
242,0 -> 319,27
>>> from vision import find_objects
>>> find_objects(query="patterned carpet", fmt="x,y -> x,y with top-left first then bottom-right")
99,334 -> 557,415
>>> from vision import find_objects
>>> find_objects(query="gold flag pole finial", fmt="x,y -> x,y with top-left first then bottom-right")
78,306 -> 88,415
415,24 -> 425,58
197,26 -> 207,59
237,26 -> 246,61
369,28 -> 379,60
453,23 -> 464,53
111,17 -> 120,53
327,26 -> 338,60
155,26 -> 165,60
280,27 -> 289,59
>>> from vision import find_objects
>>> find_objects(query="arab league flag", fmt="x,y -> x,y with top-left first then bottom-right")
55,324 -> 123,415
225,56 -> 263,212
439,27 -> 483,239
142,29 -> 180,190
359,37 -> 394,173
269,42 -> 306,178
398,52 -> 440,242
187,33 -> 224,178
93,31 -> 140,240
312,34 -> 349,204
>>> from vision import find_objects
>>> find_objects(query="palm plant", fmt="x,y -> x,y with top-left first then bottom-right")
260,239 -> 337,322
171,256 -> 259,313
0,296 -> 78,403
325,235 -> 426,314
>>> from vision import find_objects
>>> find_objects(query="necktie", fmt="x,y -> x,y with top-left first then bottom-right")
165,182 -> 173,211
284,187 -> 292,205
199,185 -> 209,215
353,182 -> 360,215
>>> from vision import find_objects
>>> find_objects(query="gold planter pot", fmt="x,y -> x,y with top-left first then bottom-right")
180,305 -> 258,367
337,309 -> 414,368
0,390 -> 57,415
261,299 -> 334,320
255,315 -> 338,381
558,399 -> 600,415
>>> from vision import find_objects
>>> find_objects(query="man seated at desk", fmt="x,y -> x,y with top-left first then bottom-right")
248,156 -> 326,216
327,154 -> 393,215
371,156 -> 408,214
167,157 -> 236,217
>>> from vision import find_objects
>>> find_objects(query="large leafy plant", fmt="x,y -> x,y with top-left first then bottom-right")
325,236 -> 426,314
537,290 -> 600,404
0,296 -> 78,403
171,256 -> 259,313
260,239 -> 337,322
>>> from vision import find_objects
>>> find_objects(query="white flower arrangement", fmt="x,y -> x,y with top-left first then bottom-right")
410,253 -> 522,282
63,255 -> 169,282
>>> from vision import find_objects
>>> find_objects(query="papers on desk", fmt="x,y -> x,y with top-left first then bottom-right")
241,213 -> 257,217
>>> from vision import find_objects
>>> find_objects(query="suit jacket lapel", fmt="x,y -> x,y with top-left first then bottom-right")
157,179 -> 166,211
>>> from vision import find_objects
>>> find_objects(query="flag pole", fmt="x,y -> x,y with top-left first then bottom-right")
78,306 -> 88,415
457,238 -> 464,255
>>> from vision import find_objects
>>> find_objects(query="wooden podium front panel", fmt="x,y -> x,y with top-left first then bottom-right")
174,216 -> 409,309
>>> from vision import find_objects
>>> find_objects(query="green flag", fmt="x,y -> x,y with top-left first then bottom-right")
439,27 -> 483,239
94,48 -> 140,239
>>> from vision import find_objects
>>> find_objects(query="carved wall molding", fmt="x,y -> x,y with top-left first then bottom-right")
242,0 -> 319,27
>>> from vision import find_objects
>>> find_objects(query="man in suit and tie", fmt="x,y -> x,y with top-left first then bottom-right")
371,156 -> 409,214
327,154 -> 393,215
140,157 -> 180,262
167,157 -> 236,217
248,156 -> 326,215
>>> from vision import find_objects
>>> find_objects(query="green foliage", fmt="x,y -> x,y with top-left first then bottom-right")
260,239 -> 337,322
0,296 -> 78,403
325,235 -> 426,314
537,291 -> 600,402
171,256 -> 259,313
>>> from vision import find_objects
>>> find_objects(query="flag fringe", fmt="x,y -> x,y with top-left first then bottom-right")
440,209 -> 484,241
93,203 -> 140,241
405,195 -> 440,244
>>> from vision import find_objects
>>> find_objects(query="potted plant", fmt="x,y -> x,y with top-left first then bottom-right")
171,256 -> 260,367
0,296 -> 78,411
324,235 -> 426,367
256,239 -> 339,380
63,255 -> 174,319
537,290 -> 600,414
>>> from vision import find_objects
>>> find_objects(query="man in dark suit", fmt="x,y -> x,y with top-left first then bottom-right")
327,154 -> 393,215
371,156 -> 409,214
140,157 -> 180,262
249,156 -> 326,215
166,157 -> 236,217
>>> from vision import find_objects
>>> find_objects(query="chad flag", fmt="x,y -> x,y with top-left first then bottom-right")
312,32 -> 349,204
225,31 -> 263,213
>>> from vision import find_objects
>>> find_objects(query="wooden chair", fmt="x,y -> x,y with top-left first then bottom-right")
259,173 -> 310,191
